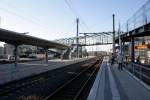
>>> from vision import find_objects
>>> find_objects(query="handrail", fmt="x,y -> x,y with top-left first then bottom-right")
125,62 -> 150,84
132,63 -> 150,71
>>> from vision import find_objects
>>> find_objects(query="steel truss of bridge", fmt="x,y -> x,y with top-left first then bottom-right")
54,32 -> 113,46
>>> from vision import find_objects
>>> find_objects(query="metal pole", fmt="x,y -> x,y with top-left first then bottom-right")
143,5 -> 147,25
139,65 -> 142,80
84,33 -> 87,45
100,35 -> 101,44
107,36 -> 108,44
92,36 -> 94,56
113,14 -> 115,57
102,35 -> 103,44
96,44 -> 98,56
76,18 -> 79,58
84,33 -> 87,58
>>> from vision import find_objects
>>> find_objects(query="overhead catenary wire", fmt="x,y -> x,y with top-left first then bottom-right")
69,0 -> 92,32
0,1 -> 88,37
0,2 -> 52,34
64,0 -> 91,32
0,0 -> 44,25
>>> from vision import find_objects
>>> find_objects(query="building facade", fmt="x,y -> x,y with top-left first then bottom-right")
0,46 -> 4,55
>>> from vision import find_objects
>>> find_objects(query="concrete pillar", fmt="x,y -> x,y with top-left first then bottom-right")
45,49 -> 48,64
131,37 -> 135,62
14,45 -> 18,67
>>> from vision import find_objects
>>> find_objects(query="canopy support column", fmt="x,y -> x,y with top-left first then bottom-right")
14,44 -> 18,67
45,48 -> 48,64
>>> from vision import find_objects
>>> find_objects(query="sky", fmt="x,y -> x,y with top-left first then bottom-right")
0,0 -> 148,50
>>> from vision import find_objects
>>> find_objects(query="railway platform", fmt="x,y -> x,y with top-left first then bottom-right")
0,57 -> 93,85
87,57 -> 150,100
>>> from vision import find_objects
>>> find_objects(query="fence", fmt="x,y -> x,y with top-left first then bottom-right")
118,0 -> 150,36
124,62 -> 150,85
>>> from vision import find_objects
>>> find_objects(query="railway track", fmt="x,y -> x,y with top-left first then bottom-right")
0,57 -> 101,100
44,57 -> 103,100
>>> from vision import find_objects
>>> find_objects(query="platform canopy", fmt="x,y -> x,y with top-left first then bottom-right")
0,28 -> 69,49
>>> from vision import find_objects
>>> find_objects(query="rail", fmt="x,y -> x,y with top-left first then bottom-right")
44,57 -> 103,100
0,57 -> 103,99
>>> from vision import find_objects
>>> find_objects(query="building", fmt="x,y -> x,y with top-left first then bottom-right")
124,36 -> 150,64
0,46 -> 4,55
18,45 -> 37,57
4,44 -> 14,56
4,44 -> 38,57
134,36 -> 150,64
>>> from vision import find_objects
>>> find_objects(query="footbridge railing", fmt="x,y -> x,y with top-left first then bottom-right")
118,0 -> 150,36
